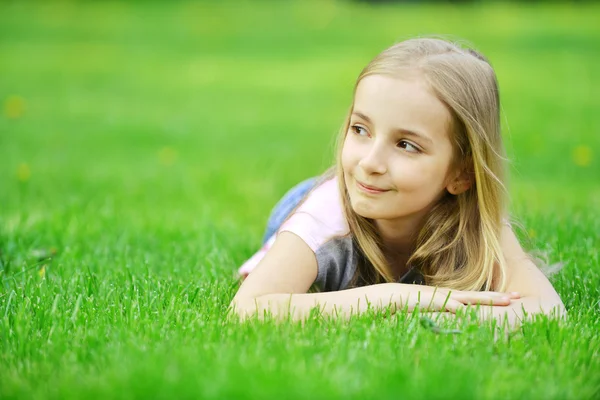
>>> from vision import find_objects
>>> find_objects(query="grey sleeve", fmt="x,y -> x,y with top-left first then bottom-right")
313,236 -> 359,292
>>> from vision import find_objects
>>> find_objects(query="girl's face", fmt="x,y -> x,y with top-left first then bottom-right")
342,74 -> 457,222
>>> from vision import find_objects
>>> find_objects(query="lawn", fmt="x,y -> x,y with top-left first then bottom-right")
1,1 -> 599,398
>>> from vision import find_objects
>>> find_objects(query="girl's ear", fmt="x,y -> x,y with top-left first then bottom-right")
446,163 -> 474,195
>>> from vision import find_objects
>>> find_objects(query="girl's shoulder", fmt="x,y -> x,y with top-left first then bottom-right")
278,176 -> 349,250
238,176 -> 349,277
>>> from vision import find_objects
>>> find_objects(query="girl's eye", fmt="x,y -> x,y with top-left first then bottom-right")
398,140 -> 420,153
351,125 -> 368,136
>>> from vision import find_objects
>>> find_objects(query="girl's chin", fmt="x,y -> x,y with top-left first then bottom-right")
350,197 -> 412,221
350,200 -> 387,219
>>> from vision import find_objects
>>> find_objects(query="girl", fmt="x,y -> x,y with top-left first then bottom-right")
230,38 -> 565,325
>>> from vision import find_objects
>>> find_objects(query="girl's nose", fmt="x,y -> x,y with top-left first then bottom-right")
358,144 -> 387,175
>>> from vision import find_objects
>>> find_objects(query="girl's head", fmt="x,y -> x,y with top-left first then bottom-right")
334,37 -> 508,291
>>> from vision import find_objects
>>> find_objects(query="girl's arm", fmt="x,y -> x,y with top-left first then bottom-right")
496,224 -> 566,318
436,225 -> 567,328
231,283 -> 409,322
230,232 -> 415,321
229,232 -> 514,322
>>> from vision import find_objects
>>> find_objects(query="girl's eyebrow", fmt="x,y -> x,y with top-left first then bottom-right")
352,111 -> 433,145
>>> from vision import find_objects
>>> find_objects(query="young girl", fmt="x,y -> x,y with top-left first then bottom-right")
230,37 -> 565,325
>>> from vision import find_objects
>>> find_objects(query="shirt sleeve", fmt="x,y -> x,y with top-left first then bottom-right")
278,178 -> 348,252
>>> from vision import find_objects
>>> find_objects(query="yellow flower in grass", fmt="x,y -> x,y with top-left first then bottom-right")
17,163 -> 31,181
528,228 -> 537,239
158,146 -> 178,166
3,95 -> 26,119
572,145 -> 592,167
38,265 -> 46,279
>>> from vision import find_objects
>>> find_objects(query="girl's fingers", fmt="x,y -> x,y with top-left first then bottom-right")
454,293 -> 511,306
444,299 -> 466,314
444,290 -> 520,307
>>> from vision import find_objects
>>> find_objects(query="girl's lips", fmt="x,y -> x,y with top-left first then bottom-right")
357,181 -> 389,194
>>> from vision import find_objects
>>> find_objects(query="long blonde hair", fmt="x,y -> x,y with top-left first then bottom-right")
333,37 -> 509,292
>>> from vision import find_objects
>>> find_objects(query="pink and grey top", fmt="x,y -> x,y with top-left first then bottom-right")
238,176 -> 424,291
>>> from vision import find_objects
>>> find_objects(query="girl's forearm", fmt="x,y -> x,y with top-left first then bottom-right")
230,286 -> 567,326
229,283 -> 413,322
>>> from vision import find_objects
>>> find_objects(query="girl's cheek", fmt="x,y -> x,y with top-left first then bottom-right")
341,143 -> 360,169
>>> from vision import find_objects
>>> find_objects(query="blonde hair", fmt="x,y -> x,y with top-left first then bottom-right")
332,37 -> 509,292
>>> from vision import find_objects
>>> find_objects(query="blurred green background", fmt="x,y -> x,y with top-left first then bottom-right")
2,1 -> 598,232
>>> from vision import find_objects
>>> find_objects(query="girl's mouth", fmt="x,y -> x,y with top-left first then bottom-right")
356,181 -> 389,194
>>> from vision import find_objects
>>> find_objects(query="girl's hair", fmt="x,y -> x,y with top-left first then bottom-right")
332,37 -> 509,292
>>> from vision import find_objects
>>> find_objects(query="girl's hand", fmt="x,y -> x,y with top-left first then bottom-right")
396,284 -> 521,314
446,289 -> 521,306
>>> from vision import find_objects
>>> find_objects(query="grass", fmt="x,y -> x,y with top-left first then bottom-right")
1,0 -> 599,398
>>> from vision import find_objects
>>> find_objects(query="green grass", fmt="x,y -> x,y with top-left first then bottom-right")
1,1 -> 599,398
